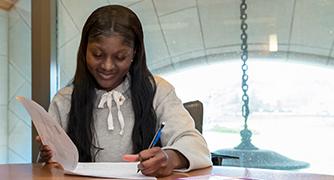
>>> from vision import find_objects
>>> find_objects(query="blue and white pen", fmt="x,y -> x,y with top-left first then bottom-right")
137,122 -> 165,173
148,122 -> 165,148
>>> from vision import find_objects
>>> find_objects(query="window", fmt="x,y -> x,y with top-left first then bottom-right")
162,60 -> 334,174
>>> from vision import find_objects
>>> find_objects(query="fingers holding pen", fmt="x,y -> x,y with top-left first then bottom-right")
138,147 -> 160,161
137,147 -> 159,172
138,147 -> 171,177
122,149 -> 160,174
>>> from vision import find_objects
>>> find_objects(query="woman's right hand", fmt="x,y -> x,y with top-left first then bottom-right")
35,136 -> 53,163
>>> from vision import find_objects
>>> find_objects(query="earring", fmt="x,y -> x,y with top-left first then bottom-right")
131,59 -> 133,62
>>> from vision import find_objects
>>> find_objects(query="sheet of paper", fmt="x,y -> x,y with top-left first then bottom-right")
16,96 -> 79,170
65,162 -> 156,179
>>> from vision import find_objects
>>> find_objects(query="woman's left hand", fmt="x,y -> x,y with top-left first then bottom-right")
123,147 -> 189,177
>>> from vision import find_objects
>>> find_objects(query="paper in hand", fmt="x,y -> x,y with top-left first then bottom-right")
16,96 -> 79,170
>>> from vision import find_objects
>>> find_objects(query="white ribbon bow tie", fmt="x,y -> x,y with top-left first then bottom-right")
98,90 -> 125,135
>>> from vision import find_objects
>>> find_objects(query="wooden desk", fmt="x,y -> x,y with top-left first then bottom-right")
0,163 -> 333,180
0,163 -> 210,180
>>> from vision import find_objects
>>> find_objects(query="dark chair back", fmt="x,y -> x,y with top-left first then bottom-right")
183,100 -> 203,133
183,100 -> 226,165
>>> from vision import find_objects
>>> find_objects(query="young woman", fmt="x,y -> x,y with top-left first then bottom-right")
37,5 -> 212,177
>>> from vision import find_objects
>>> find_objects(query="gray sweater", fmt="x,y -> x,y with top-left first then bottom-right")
48,75 -> 212,171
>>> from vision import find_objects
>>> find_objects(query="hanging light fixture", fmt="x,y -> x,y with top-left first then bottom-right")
213,0 -> 309,170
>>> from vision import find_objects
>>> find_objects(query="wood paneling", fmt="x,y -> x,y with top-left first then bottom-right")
32,0 -> 57,162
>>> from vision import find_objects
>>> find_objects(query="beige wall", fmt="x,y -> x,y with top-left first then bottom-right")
0,0 -> 32,163
0,9 -> 8,163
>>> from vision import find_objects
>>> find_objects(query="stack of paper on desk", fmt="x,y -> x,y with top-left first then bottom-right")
17,96 -> 155,180
65,162 -> 155,179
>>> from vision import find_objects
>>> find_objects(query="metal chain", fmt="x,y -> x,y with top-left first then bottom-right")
235,0 -> 257,150
240,0 -> 249,129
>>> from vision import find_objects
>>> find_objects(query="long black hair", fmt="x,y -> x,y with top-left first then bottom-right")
67,5 -> 158,162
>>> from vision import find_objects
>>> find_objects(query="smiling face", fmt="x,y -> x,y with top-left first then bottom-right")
86,35 -> 134,91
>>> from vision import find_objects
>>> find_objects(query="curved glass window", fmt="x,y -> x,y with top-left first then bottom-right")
161,60 -> 334,174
